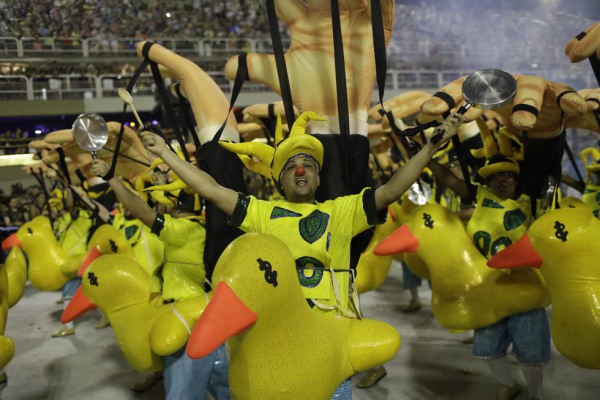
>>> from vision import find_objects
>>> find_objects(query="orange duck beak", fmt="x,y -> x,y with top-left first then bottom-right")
487,233 -> 543,269
61,286 -> 97,323
186,281 -> 257,359
2,233 -> 22,251
374,224 -> 419,256
78,246 -> 103,277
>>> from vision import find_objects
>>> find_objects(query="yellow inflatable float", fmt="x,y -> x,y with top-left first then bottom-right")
0,262 -> 15,371
63,253 -> 210,372
488,206 -> 600,369
375,203 -> 550,331
1,239 -> 28,308
186,233 -> 400,400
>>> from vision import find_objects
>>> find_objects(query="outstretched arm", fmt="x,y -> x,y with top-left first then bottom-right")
374,113 -> 464,211
91,160 -> 156,227
140,131 -> 239,216
427,159 -> 470,200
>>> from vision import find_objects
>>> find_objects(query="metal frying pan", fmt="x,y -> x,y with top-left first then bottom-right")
457,68 -> 517,113
430,68 -> 516,144
72,113 -> 108,159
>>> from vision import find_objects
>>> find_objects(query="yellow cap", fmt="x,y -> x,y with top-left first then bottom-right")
478,155 -> 520,179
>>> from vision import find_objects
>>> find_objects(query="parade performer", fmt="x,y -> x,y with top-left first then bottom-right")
91,159 -> 230,400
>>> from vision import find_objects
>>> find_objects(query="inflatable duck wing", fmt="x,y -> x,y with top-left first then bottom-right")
375,203 -> 550,331
187,233 -> 400,400
0,262 -> 15,371
62,254 -> 209,372
488,206 -> 600,369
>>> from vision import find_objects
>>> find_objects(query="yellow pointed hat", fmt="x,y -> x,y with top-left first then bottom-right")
581,147 -> 600,175
475,120 -> 521,179
220,111 -> 326,195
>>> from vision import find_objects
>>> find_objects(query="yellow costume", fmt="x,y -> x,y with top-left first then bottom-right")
229,187 -> 385,317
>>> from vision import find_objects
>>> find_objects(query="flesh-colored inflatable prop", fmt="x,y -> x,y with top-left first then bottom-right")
488,206 -> 600,369
565,21 -> 600,63
421,74 -> 589,139
224,0 -> 394,129
565,88 -> 600,134
375,203 -> 550,330
62,253 -> 210,372
43,122 -> 153,184
186,233 -> 400,399
136,41 -> 239,144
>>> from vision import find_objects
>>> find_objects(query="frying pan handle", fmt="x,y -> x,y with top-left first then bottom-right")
456,102 -> 472,114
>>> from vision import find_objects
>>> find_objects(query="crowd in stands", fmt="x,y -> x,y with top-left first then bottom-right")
0,182 -> 44,228
0,0 -> 276,42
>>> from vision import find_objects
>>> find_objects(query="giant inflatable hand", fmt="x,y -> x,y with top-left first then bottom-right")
43,122 -> 153,184
421,74 -> 589,139
375,203 -> 550,331
565,88 -> 600,134
62,253 -> 210,372
224,0 -> 394,128
488,206 -> 600,369
186,233 -> 399,399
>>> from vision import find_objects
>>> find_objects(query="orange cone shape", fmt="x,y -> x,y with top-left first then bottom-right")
487,233 -> 543,269
186,281 -> 257,359
374,224 -> 419,256
78,246 -> 103,277
2,233 -> 21,251
61,286 -> 97,323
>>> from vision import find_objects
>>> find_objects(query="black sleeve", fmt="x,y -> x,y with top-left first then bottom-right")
150,213 -> 166,236
227,193 -> 251,227
363,187 -> 387,226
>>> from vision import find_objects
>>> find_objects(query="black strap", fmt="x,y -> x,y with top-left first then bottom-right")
512,104 -> 539,117
330,0 -> 351,190
575,30 -> 600,86
174,82 -> 201,149
564,138 -> 586,192
556,90 -> 576,109
209,53 -> 249,145
55,147 -> 71,185
266,0 -> 295,132
433,91 -> 456,109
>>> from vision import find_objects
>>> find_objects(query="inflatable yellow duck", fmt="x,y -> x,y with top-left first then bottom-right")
62,253 -> 210,372
1,238 -> 28,308
0,262 -> 15,371
3,216 -> 80,291
186,233 -> 400,400
488,206 -> 600,369
375,203 -> 550,331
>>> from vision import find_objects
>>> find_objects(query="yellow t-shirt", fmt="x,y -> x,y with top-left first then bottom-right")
59,209 -> 93,258
229,187 -> 385,314
582,182 -> 600,218
152,213 -> 206,302
466,185 -> 532,258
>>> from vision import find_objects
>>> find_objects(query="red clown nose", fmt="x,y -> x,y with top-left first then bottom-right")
295,166 -> 305,176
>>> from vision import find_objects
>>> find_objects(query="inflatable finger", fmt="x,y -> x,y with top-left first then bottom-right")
137,41 -> 238,144
368,90 -> 432,122
565,21 -> 600,63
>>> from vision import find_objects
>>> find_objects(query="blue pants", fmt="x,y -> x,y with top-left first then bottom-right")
331,378 -> 352,399
473,308 -> 551,365
164,344 -> 231,400
62,277 -> 82,300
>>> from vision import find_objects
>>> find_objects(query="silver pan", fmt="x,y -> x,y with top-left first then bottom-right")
72,113 -> 108,159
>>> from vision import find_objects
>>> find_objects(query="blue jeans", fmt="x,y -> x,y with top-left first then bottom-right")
473,308 -> 551,365
62,277 -> 82,300
163,344 -> 230,400
401,263 -> 430,290
331,378 -> 352,399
